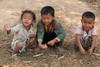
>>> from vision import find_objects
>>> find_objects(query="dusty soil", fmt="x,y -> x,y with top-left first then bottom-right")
0,0 -> 100,67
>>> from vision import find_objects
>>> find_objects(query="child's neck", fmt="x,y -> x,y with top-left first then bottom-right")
86,30 -> 89,34
25,26 -> 30,31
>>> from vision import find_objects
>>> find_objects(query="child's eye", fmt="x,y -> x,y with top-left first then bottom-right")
47,18 -> 51,20
83,22 -> 92,24
23,18 -> 26,19
83,22 -> 87,24
28,18 -> 32,20
89,23 -> 92,24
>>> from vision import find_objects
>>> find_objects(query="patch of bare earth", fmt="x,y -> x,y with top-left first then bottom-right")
0,0 -> 100,67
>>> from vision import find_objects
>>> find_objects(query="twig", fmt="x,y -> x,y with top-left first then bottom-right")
24,61 -> 34,63
58,55 -> 65,60
33,53 -> 44,57
8,49 -> 13,53
50,55 -> 58,58
9,54 -> 18,60
93,53 -> 100,56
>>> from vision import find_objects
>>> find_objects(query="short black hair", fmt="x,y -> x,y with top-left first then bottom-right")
82,11 -> 95,20
41,6 -> 55,17
21,10 -> 36,21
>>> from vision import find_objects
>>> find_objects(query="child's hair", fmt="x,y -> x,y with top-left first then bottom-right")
21,10 -> 36,22
41,6 -> 55,17
82,11 -> 95,20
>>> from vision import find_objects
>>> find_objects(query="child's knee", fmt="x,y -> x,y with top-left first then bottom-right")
29,38 -> 35,44
16,42 -> 24,49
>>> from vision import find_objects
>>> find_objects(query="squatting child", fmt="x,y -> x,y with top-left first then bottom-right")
75,11 -> 97,55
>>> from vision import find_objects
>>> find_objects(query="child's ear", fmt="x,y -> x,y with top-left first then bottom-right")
81,19 -> 83,23
33,20 -> 36,23
93,22 -> 95,24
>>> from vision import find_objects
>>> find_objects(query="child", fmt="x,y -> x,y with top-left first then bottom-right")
4,10 -> 36,57
37,6 -> 66,52
75,11 -> 97,55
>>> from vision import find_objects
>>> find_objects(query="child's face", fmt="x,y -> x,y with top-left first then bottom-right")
81,17 -> 95,30
21,13 -> 34,27
41,14 -> 54,25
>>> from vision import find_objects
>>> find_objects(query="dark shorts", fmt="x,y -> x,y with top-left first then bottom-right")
81,36 -> 92,50
42,31 -> 62,46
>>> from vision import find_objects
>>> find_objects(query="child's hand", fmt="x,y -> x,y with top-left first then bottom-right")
79,48 -> 85,55
4,24 -> 11,31
4,24 -> 11,34
47,39 -> 57,46
29,32 -> 35,38
88,48 -> 93,55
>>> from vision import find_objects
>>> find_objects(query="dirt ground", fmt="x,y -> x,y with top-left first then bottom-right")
0,0 -> 100,67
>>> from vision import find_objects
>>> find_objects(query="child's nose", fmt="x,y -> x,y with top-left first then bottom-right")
26,19 -> 29,21
45,19 -> 48,22
85,23 -> 89,26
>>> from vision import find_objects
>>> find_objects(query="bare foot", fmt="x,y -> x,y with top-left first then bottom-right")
39,44 -> 48,49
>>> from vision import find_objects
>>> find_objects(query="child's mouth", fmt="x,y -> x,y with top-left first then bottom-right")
25,22 -> 28,24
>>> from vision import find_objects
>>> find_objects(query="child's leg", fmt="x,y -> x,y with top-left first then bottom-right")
13,42 -> 24,54
87,36 -> 92,48
26,38 -> 36,49
87,36 -> 96,52
42,32 -> 57,45
81,36 -> 92,51
37,31 -> 57,49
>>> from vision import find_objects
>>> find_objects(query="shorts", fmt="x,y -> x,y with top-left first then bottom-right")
11,40 -> 21,50
42,31 -> 63,46
11,39 -> 29,53
81,36 -> 92,50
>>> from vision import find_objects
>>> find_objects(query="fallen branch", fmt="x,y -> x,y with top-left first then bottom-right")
58,55 -> 65,60
50,55 -> 58,58
33,53 -> 44,57
8,49 -> 13,53
93,53 -> 100,56
9,54 -> 18,60
24,61 -> 34,63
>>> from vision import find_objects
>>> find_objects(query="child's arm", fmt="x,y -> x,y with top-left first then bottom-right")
4,24 -> 11,34
4,24 -> 21,34
53,23 -> 66,43
47,22 -> 65,46
76,35 -> 85,55
75,25 -> 86,55
37,22 -> 44,43
88,26 -> 97,55
88,36 -> 97,55
37,22 -> 48,49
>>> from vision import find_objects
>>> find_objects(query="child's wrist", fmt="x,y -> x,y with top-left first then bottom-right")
7,30 -> 11,34
53,39 -> 58,43
79,46 -> 84,50
38,42 -> 42,46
